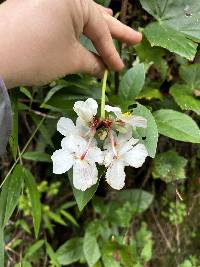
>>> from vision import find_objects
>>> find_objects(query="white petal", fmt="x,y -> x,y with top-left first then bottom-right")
118,131 -> 134,144
104,150 -> 114,167
119,138 -> 139,155
106,160 -> 126,190
121,115 -> 147,128
73,160 -> 98,191
76,117 -> 90,136
123,143 -> 148,168
85,146 -> 104,164
105,105 -> 122,116
51,149 -> 73,174
57,117 -> 76,136
73,98 -> 98,122
61,135 -> 87,154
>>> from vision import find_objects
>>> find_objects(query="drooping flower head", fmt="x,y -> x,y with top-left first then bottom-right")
52,98 -> 148,191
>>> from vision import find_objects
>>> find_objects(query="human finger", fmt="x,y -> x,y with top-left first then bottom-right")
84,2 -> 124,71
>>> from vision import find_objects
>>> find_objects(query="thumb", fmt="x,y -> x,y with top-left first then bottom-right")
75,44 -> 106,77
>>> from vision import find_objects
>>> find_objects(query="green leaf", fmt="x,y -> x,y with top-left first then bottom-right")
14,261 -> 32,267
83,231 -> 101,267
81,35 -> 97,54
135,36 -> 167,81
131,103 -> 158,158
95,0 -> 111,7
170,64 -> 200,115
60,210 -> 79,227
119,64 -> 145,101
47,211 -> 66,226
178,259 -> 193,267
24,240 -> 44,260
153,109 -> 200,143
140,0 -> 200,59
9,90 -> 19,160
42,80 -> 84,105
23,168 -> 41,238
113,189 -> 154,214
152,150 -> 187,183
46,242 -> 60,267
101,243 -> 121,267
20,87 -> 33,100
56,238 -> 83,265
102,255 -> 120,267
0,164 -> 24,228
0,165 -> 24,267
144,22 -> 197,61
170,84 -> 200,115
22,151 -> 51,163
68,169 -> 100,211
131,222 -> 153,262
180,64 -> 200,89
137,87 -> 163,101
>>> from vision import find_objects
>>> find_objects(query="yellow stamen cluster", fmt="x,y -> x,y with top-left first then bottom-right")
123,112 -> 132,117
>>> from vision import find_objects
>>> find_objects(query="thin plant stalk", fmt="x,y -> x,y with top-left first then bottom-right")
0,117 -> 45,189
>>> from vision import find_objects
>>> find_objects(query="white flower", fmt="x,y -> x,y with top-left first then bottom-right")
104,131 -> 148,190
73,98 -> 98,125
105,105 -> 147,129
51,135 -> 103,191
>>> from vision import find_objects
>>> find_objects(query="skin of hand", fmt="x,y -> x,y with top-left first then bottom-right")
0,0 -> 142,88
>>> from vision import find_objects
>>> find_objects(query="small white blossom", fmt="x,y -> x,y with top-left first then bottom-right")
104,131 -> 148,190
105,105 -> 147,129
57,98 -> 98,139
73,98 -> 98,126
51,135 -> 103,191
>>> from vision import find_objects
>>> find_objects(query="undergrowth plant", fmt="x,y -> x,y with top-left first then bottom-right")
1,0 -> 200,266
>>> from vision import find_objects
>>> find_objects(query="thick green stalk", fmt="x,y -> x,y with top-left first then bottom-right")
101,70 -> 108,119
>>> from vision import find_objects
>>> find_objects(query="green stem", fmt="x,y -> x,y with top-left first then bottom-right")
0,117 -> 45,189
101,70 -> 108,119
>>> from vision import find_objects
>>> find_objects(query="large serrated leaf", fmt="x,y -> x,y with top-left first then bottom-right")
154,109 -> 200,143
152,150 -> 187,183
144,22 -> 197,60
170,84 -> 200,115
140,0 -> 200,59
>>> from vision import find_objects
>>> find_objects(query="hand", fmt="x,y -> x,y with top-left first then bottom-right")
0,0 -> 142,88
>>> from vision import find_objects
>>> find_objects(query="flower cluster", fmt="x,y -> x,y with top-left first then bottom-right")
51,98 -> 148,191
